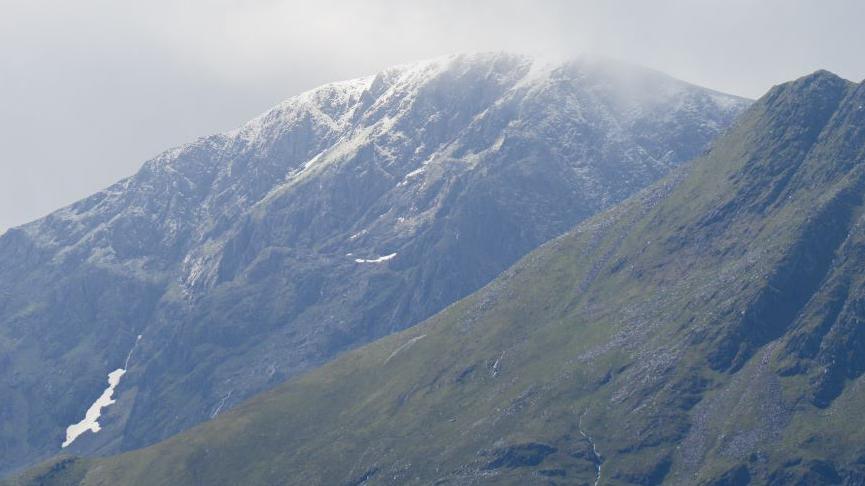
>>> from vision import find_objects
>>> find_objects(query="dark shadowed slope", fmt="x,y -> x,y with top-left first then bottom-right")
13,70 -> 865,486
0,53 -> 748,475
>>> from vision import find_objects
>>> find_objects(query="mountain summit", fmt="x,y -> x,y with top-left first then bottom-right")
0,53 -> 748,475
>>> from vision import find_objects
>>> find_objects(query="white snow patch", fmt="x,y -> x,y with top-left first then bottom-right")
384,334 -> 427,364
62,335 -> 142,448
354,252 -> 397,263
405,166 -> 427,179
709,92 -> 748,111
210,391 -> 233,419
61,368 -> 126,448
124,334 -> 142,369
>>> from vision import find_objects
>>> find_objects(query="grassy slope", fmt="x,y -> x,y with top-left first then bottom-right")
11,71 -> 865,485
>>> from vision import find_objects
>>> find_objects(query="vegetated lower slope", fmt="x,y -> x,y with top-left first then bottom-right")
15,69 -> 865,486
0,53 -> 749,475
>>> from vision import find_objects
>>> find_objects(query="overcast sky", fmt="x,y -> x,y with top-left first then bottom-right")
1,0 -> 863,232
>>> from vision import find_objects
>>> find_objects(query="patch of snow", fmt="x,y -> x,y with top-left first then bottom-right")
354,252 -> 397,263
709,92 -> 748,111
61,369 -> 126,448
491,351 -> 505,377
404,166 -> 427,179
210,391 -> 233,419
228,75 -> 374,147
62,335 -> 142,449
384,334 -> 427,364
124,334 -> 142,369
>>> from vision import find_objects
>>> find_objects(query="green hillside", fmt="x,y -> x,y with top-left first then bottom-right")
12,70 -> 865,485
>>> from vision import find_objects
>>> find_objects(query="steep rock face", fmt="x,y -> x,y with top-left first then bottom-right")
0,53 -> 748,474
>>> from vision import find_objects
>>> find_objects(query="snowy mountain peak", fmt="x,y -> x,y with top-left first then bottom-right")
0,53 -> 750,474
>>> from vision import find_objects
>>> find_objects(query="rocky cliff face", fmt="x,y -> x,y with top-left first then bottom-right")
0,52 -> 748,474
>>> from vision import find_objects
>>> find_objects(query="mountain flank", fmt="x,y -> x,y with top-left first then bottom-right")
13,70 -> 865,485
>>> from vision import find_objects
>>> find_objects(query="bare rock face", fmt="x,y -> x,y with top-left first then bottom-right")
0,53 -> 748,475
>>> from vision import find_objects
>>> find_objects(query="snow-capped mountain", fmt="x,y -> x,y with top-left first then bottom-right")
0,53 -> 749,474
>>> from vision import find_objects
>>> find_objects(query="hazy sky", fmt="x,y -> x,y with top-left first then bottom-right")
1,0 -> 863,232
